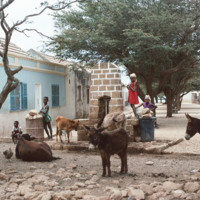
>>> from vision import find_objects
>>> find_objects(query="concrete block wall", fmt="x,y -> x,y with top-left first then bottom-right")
89,63 -> 123,120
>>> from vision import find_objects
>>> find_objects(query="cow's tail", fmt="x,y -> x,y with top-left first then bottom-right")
52,156 -> 61,160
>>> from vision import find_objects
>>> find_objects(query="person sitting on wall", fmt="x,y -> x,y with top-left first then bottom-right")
11,121 -> 23,144
136,95 -> 159,128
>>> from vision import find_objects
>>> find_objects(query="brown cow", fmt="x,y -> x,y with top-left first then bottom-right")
16,138 -> 60,162
56,116 -> 79,143
84,125 -> 128,177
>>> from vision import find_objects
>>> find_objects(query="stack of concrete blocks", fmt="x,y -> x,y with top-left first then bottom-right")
126,118 -> 139,141
78,62 -> 124,141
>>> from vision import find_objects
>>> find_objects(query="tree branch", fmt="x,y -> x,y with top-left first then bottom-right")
0,0 -> 14,12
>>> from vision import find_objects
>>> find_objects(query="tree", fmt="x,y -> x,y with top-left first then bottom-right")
0,0 -> 85,109
48,0 -> 200,117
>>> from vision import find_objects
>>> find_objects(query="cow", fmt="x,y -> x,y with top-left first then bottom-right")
56,116 -> 79,143
16,138 -> 60,162
185,113 -> 200,140
83,125 -> 128,177
100,112 -> 126,131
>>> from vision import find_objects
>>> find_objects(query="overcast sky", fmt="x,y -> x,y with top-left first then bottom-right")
3,0 -> 55,51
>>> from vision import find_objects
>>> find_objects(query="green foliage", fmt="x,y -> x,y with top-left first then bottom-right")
48,0 -> 200,99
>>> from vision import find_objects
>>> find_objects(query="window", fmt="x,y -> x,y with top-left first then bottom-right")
52,84 -> 59,107
87,87 -> 90,104
10,82 -> 27,111
78,85 -> 81,101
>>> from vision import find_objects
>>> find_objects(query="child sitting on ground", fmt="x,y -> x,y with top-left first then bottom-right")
136,95 -> 159,128
11,121 -> 23,144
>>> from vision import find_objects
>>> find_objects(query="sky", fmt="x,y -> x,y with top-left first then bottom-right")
3,0 -> 55,51
3,0 -> 130,84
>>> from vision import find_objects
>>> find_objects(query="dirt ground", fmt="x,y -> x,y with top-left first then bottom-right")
1,103 -> 200,199
1,142 -> 200,192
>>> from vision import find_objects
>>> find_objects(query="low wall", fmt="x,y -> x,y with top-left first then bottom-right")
0,106 -> 68,136
77,117 -> 139,142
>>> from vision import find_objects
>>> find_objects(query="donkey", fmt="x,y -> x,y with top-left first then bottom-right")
185,113 -> 200,140
83,125 -> 128,177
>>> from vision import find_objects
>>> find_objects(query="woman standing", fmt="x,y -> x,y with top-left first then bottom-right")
39,96 -> 53,139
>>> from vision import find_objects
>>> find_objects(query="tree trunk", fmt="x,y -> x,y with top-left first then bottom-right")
165,89 -> 173,117
155,96 -> 158,103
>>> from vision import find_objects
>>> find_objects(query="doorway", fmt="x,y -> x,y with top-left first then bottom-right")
35,83 -> 42,112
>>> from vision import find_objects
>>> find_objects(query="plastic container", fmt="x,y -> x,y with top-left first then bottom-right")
139,117 -> 155,142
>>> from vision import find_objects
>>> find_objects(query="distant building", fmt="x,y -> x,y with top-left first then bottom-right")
0,42 -> 90,136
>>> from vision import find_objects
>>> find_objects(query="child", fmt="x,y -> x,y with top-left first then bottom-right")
11,121 -> 23,144
127,73 -> 139,117
39,96 -> 53,139
136,95 -> 159,128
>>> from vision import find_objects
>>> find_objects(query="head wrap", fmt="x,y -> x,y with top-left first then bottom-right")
130,73 -> 136,78
145,95 -> 151,101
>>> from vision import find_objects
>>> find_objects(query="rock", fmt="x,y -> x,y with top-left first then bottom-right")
5,183 -> 18,192
49,163 -> 57,169
162,181 -> 182,192
75,189 -> 89,199
45,180 -> 59,187
171,190 -> 185,198
41,192 -> 52,200
85,180 -> 95,185
88,170 -> 97,176
135,137 -> 141,142
145,161 -> 154,165
91,175 -> 99,182
87,185 -> 94,189
150,192 -> 167,200
121,190 -> 128,197
69,163 -> 77,170
10,196 -> 24,200
113,180 -> 120,184
29,166 -> 37,170
70,185 -> 79,191
23,172 -> 33,179
63,178 -> 72,182
83,195 -> 97,200
53,191 -> 74,199
197,190 -> 200,198
127,196 -> 135,200
0,172 -> 8,180
110,188 -> 122,200
184,182 -> 199,193
74,182 -> 86,187
52,143 -> 63,150
127,188 -> 145,200
17,184 -> 33,196
153,185 -> 165,193
10,178 -> 25,184
139,184 -> 154,195
96,196 -> 110,200
23,191 -> 40,200
34,185 -> 48,191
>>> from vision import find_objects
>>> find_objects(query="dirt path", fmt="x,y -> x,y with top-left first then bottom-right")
1,142 -> 200,184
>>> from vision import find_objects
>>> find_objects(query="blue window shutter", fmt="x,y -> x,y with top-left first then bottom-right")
21,83 -> 27,110
52,85 -> 59,107
10,84 -> 20,111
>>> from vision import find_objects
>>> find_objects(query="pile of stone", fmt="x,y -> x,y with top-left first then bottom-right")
25,109 -> 43,120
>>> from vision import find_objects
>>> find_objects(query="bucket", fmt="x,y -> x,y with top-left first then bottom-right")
26,118 -> 44,139
139,117 -> 155,142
